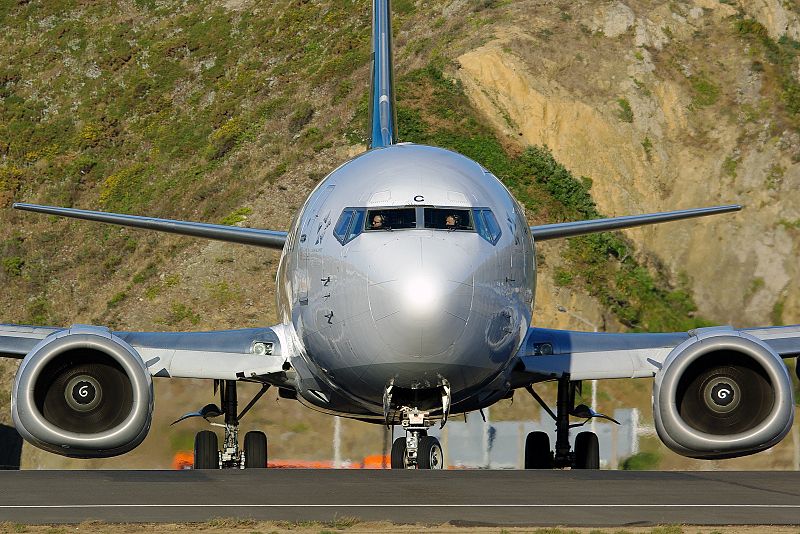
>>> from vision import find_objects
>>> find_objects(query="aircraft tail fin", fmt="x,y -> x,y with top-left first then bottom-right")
368,0 -> 397,149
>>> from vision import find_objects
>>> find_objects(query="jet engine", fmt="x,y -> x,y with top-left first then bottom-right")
653,330 -> 793,459
12,326 -> 153,458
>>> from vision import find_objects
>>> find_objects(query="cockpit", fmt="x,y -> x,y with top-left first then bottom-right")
333,206 -> 501,245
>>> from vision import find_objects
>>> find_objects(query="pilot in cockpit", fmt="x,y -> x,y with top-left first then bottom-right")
445,214 -> 457,230
371,214 -> 385,229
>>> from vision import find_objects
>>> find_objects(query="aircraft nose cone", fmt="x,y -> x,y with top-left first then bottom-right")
367,235 -> 474,358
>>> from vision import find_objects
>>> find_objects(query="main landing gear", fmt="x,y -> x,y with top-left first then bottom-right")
523,374 -> 618,470
173,380 -> 271,469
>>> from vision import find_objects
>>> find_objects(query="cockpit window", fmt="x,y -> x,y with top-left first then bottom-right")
333,208 -> 366,245
365,208 -> 416,230
474,209 -> 502,245
423,208 -> 473,231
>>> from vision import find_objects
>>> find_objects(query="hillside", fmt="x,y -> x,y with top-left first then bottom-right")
0,0 -> 799,470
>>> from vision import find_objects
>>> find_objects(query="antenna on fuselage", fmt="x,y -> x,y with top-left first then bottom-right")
368,0 -> 398,148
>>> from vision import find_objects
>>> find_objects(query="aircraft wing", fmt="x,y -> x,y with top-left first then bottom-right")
514,325 -> 800,383
13,203 -> 288,250
530,205 -> 741,241
0,323 -> 289,380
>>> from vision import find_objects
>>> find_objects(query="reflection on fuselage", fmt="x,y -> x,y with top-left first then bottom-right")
275,144 -> 535,418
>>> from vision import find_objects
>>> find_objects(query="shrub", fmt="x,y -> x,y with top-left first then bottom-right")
691,76 -> 720,107
616,98 -> 634,122
2,256 -> 23,276
621,451 -> 661,470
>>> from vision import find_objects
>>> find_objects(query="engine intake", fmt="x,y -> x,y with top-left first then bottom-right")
12,326 -> 153,458
653,330 -> 793,459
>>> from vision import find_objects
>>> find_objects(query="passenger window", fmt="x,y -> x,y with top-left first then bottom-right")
333,208 -> 366,245
423,208 -> 473,231
474,209 -> 502,245
365,208 -> 416,230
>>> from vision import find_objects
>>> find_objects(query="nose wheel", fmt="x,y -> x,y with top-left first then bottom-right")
389,407 -> 444,469
390,432 -> 444,469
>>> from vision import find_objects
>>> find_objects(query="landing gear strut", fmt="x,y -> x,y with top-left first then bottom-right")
176,380 -> 271,469
524,374 -> 617,470
389,407 -> 443,469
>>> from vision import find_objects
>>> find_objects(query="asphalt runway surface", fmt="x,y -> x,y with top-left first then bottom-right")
0,470 -> 799,526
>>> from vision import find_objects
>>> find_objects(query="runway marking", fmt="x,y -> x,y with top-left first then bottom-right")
1,504 -> 799,509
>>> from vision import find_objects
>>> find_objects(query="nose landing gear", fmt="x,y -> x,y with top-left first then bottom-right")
523,375 -> 617,470
389,407 -> 444,469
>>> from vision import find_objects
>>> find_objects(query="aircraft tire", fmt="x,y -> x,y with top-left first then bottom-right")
574,431 -> 600,469
417,436 -> 444,470
390,437 -> 407,469
193,430 -> 218,469
524,431 -> 553,469
244,430 -> 268,468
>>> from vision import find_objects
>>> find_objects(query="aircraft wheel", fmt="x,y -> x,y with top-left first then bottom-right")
390,437 -> 407,469
574,431 -> 600,469
193,430 -> 218,469
244,430 -> 268,468
524,431 -> 553,469
418,436 -> 444,470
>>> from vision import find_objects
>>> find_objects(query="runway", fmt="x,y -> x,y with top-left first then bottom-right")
0,470 -> 799,526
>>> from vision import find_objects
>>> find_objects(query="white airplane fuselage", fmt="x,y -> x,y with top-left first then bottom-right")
275,143 -> 536,419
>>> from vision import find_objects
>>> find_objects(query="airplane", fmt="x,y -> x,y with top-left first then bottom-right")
1,0 -> 799,470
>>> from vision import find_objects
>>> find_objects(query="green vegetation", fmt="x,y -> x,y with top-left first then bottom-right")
736,17 -> 800,122
161,303 -> 200,326
766,164 -> 785,189
26,296 -> 53,326
746,277 -> 765,299
107,291 -> 127,308
616,98 -> 634,123
620,451 -> 661,470
220,207 -> 253,226
393,61 -> 709,331
641,136 -> 653,161
690,75 -> 720,107
772,297 -> 785,326
1,257 -> 23,277
207,281 -> 242,305
722,156 -> 738,177
553,268 -> 574,287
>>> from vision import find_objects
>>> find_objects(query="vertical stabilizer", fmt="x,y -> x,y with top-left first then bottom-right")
369,0 -> 398,148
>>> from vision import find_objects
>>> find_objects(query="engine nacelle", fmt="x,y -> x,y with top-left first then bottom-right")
653,330 -> 794,459
12,326 -> 153,458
